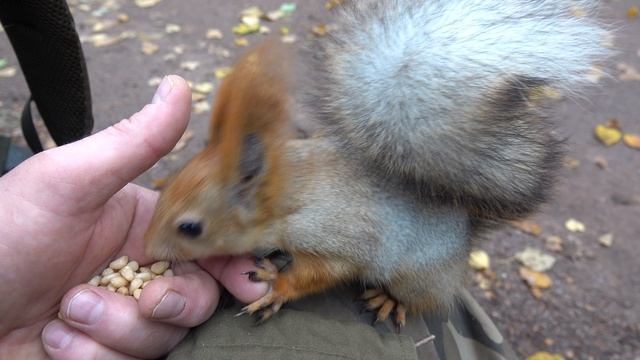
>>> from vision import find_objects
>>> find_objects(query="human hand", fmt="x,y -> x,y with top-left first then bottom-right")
0,75 -> 267,359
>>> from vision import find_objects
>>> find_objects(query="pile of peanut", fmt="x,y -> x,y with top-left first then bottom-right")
87,256 -> 173,300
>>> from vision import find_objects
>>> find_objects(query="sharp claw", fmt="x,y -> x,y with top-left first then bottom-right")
235,308 -> 248,317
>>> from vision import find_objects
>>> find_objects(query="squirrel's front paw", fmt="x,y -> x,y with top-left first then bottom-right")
240,258 -> 286,323
361,288 -> 407,328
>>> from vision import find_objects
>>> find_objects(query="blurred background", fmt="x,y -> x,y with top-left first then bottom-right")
0,1 -> 638,358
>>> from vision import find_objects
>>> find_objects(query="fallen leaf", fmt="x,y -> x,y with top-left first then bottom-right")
191,92 -> 207,102
264,10 -> 284,21
171,130 -> 194,153
151,177 -> 168,190
259,26 -> 271,34
0,58 -> 7,69
165,23 -> 182,34
598,233 -> 614,247
135,0 -> 162,8
141,41 -> 159,55
565,218 -> 585,233
117,13 -> 130,23
515,247 -> 556,272
233,22 -> 260,35
180,61 -> 200,71
594,124 -> 622,146
617,63 -> 640,81
526,351 -> 564,360
563,157 -> 580,170
214,67 -> 232,79
312,24 -> 328,36
325,0 -> 344,10
148,76 -> 163,87
242,15 -> 260,27
468,250 -> 490,270
280,26 -> 290,35
473,270 -> 495,291
92,20 -> 117,32
281,34 -> 297,44
234,38 -> 249,47
193,101 -> 211,114
509,219 -> 542,236
545,235 -> 563,252
623,133 -> 640,150
206,28 -> 223,39
0,67 -> 16,78
593,156 -> 608,169
520,266 -> 553,299
173,45 -> 185,55
193,82 -> 214,94
628,6 -> 639,18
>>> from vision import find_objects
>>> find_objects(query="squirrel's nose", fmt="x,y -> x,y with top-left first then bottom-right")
177,221 -> 203,238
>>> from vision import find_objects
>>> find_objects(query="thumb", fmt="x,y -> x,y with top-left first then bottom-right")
16,75 -> 191,211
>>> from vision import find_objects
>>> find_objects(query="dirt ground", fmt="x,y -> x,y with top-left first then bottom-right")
1,1 -> 639,359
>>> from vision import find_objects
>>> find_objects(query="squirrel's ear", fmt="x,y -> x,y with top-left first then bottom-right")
228,133 -> 266,212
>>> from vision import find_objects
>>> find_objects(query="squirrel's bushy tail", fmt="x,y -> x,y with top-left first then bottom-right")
310,0 -> 611,219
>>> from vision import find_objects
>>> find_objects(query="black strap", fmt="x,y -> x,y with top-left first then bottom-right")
20,97 -> 43,153
0,0 -> 94,154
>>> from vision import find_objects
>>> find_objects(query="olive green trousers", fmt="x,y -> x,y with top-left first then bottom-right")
167,286 -> 517,360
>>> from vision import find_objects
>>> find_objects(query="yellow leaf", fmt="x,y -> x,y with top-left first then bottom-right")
193,101 -> 211,114
565,218 -> 585,233
527,351 -> 565,360
206,28 -> 223,39
234,38 -> 249,47
509,219 -> 543,236
214,67 -> 232,79
193,82 -> 214,94
141,41 -> 159,55
468,250 -> 490,270
623,133 -> 640,150
628,6 -> 639,18
312,24 -> 328,37
325,0 -> 345,10
520,267 -> 553,290
515,247 -> 556,272
233,22 -> 260,35
165,24 -> 181,34
594,124 -> 622,146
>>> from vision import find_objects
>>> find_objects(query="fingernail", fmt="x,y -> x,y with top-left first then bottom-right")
152,291 -> 186,319
42,322 -> 73,349
152,75 -> 174,104
66,289 -> 104,325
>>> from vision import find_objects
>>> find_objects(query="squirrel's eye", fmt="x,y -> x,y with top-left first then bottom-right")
177,221 -> 203,238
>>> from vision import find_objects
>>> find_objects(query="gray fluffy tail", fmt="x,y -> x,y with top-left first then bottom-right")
309,0 -> 611,219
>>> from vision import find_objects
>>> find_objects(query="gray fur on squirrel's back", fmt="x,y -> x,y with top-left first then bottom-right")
309,0 -> 610,220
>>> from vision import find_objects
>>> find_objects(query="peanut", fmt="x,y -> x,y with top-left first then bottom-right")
150,261 -> 170,275
109,255 -> 129,270
86,256 -> 173,302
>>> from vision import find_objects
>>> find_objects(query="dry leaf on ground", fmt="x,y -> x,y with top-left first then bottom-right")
141,41 -> 159,55
526,352 -> 564,360
628,6 -> 639,18
234,38 -> 249,47
520,267 -> 553,299
623,133 -> 640,150
565,218 -> 585,233
509,219 -> 542,236
468,250 -> 490,270
193,101 -> 211,114
515,248 -> 556,272
598,233 -> 614,247
312,24 -> 328,36
214,67 -> 232,79
206,28 -> 223,39
135,0 -> 162,8
594,124 -> 622,146
545,236 -> 563,252
180,61 -> 200,71
193,82 -> 214,94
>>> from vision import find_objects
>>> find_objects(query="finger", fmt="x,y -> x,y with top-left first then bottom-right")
59,285 -> 187,359
138,261 -> 221,327
43,320 -> 139,360
13,75 -> 192,214
198,256 -> 269,304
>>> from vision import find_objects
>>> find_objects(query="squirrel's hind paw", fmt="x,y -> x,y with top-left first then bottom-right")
361,288 -> 407,328
241,258 -> 285,323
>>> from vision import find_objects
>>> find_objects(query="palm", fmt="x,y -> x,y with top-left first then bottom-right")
0,164 -> 156,338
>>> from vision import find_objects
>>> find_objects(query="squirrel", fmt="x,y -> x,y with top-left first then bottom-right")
145,0 -> 610,326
